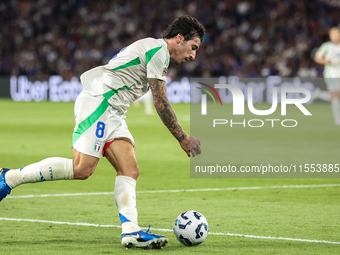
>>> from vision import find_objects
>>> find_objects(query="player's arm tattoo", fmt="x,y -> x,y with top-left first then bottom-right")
148,78 -> 187,142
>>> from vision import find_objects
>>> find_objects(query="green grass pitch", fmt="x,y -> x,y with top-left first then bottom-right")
0,99 -> 340,254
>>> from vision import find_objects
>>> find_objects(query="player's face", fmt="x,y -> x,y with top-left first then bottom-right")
172,36 -> 201,65
330,30 -> 340,44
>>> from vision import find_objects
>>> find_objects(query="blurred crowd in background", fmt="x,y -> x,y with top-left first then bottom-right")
1,0 -> 340,81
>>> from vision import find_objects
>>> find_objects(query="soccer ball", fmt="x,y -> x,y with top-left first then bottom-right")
173,210 -> 209,246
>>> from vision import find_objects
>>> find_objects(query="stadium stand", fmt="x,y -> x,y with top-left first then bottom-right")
0,0 -> 339,80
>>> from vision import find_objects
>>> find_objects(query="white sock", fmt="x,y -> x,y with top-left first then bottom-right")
5,157 -> 74,189
114,176 -> 141,233
331,98 -> 340,124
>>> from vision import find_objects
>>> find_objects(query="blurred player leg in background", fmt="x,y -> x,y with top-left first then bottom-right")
312,79 -> 340,125
329,79 -> 340,125
144,90 -> 154,115
314,27 -> 340,125
133,91 -> 154,115
311,87 -> 331,102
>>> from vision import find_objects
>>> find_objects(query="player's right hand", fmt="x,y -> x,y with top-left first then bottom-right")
179,135 -> 201,157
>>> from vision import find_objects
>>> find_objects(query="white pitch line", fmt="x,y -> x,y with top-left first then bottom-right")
213,232 -> 340,245
0,217 -> 120,228
0,217 -> 339,245
7,192 -> 115,199
6,183 -> 340,199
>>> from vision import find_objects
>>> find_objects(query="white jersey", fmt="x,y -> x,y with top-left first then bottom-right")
80,38 -> 170,113
315,41 -> 340,78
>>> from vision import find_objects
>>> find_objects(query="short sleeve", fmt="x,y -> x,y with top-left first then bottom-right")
146,47 -> 169,82
315,43 -> 329,59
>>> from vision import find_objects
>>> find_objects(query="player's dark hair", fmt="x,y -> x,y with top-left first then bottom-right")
162,15 -> 206,43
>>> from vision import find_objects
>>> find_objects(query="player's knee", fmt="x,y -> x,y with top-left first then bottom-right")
73,162 -> 96,180
122,164 -> 139,180
77,170 -> 93,180
131,165 -> 140,180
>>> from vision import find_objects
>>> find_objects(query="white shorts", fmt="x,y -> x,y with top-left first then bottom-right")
325,78 -> 340,92
72,91 -> 135,158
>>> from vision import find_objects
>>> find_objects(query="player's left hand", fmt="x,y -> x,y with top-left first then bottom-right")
179,135 -> 201,157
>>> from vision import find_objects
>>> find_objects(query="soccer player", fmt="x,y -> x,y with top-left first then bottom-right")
0,15 -> 205,249
314,27 -> 340,125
